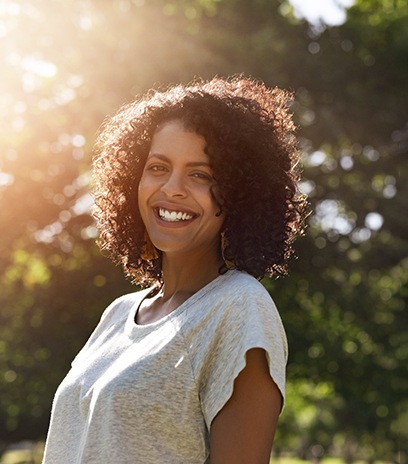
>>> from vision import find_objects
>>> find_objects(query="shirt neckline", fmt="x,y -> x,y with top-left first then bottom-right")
125,270 -> 234,335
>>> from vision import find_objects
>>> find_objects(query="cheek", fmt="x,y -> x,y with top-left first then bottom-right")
137,178 -> 149,215
138,171 -> 152,198
137,174 -> 160,226
208,185 -> 223,212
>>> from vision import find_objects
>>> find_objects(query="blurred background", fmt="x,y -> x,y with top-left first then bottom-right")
0,0 -> 407,462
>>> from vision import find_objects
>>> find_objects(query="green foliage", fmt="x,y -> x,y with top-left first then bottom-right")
0,0 -> 407,462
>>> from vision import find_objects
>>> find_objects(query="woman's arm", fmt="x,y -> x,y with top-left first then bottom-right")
209,348 -> 282,464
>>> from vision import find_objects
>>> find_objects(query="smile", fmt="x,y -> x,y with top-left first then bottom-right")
158,208 -> 195,222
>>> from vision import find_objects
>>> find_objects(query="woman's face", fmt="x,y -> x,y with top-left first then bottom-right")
138,120 -> 224,259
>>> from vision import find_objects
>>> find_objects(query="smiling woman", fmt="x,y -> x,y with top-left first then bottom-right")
42,76 -> 308,464
91,77 -> 307,286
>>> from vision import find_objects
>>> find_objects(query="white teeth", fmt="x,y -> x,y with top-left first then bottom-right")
159,208 -> 193,222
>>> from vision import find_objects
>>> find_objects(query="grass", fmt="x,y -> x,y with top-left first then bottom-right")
1,450 -> 34,464
270,459 -> 310,464
270,460 -> 346,464
270,460 -> 378,464
0,443 -> 44,464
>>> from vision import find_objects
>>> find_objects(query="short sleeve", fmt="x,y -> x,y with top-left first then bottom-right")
196,281 -> 287,429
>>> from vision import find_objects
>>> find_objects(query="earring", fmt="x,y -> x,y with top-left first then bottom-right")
141,231 -> 159,261
221,231 -> 235,269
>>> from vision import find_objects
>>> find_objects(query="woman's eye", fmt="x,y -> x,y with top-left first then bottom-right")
191,172 -> 212,181
148,164 -> 167,173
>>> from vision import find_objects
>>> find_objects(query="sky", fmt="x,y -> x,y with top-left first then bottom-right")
288,0 -> 356,26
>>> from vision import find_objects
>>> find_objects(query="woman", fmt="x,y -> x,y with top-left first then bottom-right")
42,76 -> 307,463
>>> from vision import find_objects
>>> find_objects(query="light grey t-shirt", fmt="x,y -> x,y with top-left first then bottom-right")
42,270 -> 287,464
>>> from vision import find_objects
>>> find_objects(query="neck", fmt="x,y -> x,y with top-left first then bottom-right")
161,249 -> 224,298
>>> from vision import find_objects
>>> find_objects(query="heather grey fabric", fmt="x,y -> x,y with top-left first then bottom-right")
42,270 -> 287,464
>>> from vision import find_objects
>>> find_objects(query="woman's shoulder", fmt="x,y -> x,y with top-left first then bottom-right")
215,270 -> 274,304
111,287 -> 151,305
100,286 -> 153,324
187,270 -> 279,330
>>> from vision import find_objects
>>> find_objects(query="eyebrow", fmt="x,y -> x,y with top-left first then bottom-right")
147,153 -> 211,168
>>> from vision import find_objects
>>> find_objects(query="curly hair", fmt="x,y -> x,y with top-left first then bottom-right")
92,76 -> 308,287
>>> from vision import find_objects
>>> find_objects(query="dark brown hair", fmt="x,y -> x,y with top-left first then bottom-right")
92,76 -> 308,286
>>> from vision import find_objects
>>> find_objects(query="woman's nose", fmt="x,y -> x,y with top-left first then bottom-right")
161,172 -> 187,197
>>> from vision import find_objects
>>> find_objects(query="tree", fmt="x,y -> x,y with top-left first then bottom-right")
269,0 -> 408,460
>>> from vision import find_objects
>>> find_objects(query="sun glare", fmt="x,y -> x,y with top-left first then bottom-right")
288,0 -> 356,26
